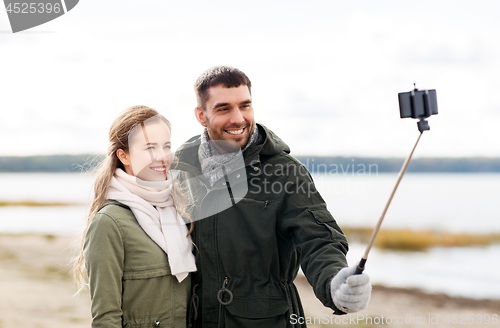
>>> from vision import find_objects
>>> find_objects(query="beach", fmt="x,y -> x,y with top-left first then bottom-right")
0,234 -> 498,328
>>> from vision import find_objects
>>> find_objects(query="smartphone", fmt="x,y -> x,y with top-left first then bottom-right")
398,89 -> 438,119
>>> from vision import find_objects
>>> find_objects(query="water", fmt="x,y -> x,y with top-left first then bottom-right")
0,205 -> 87,235
0,172 -> 93,204
313,172 -> 500,233
346,243 -> 500,300
0,172 -> 92,236
1,172 -> 499,299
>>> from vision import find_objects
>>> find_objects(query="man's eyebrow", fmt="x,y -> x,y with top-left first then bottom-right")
213,102 -> 230,109
212,99 -> 252,109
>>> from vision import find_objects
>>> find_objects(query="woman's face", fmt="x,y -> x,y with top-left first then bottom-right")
120,120 -> 172,181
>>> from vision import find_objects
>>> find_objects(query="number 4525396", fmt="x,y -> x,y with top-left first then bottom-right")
444,314 -> 498,325
6,3 -> 62,14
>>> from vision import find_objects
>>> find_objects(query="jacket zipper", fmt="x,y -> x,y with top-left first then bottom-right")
231,197 -> 271,208
218,277 -> 231,328
196,162 -> 262,327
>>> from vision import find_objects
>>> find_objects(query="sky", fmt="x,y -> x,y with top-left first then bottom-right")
1,0 -> 499,158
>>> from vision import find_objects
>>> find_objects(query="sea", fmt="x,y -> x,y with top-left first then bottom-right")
0,172 -> 499,300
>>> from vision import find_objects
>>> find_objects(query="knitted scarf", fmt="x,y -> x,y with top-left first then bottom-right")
107,168 -> 197,282
198,125 -> 259,186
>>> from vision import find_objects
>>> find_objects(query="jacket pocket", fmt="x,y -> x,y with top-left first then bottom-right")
123,264 -> 171,280
308,209 -> 347,241
122,265 -> 190,327
224,298 -> 289,328
226,297 -> 288,318
308,209 -> 334,223
123,317 -> 161,328
226,197 -> 272,209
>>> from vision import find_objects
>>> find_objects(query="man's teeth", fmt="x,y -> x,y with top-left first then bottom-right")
152,167 -> 166,172
227,128 -> 244,135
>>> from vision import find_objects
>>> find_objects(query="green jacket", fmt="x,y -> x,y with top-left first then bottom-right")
172,124 -> 348,328
84,200 -> 191,328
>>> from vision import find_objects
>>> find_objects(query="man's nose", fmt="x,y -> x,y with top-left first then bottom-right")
228,108 -> 244,125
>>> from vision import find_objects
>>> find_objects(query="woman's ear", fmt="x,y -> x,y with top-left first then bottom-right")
116,149 -> 130,166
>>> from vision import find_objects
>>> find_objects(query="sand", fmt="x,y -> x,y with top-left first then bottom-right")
0,234 -> 498,328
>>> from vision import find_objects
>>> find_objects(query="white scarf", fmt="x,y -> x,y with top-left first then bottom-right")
107,168 -> 196,282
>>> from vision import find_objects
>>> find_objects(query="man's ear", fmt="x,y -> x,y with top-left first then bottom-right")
195,106 -> 207,127
116,149 -> 130,166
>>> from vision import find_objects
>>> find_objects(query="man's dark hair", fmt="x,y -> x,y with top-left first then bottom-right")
194,66 -> 252,110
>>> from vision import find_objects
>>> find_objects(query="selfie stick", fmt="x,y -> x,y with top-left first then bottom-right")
354,132 -> 421,274
353,86 -> 438,275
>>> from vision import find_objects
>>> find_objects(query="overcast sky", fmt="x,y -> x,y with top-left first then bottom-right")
1,0 -> 499,158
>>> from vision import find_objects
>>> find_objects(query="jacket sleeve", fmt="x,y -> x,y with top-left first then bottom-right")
84,212 -> 124,327
277,161 -> 348,312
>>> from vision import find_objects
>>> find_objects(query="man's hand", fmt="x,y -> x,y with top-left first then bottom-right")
330,266 -> 371,313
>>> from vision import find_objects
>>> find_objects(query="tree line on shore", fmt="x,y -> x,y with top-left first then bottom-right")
0,154 -> 499,173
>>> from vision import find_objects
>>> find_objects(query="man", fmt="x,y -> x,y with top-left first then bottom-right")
172,66 -> 371,328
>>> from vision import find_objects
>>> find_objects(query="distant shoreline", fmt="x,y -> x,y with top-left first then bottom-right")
1,154 -> 499,173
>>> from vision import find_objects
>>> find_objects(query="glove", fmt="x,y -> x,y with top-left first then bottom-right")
330,266 -> 371,313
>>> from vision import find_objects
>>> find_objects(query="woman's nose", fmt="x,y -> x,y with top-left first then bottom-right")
154,149 -> 171,162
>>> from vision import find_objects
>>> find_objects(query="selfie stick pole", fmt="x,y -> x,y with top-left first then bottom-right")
353,131 -> 423,274
351,84 -> 438,275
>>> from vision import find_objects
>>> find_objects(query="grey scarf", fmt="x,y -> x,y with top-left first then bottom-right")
198,125 -> 259,187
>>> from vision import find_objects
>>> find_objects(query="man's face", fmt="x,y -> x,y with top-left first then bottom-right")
196,84 -> 255,153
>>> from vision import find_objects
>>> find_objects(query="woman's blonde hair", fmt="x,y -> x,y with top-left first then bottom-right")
72,105 -> 191,292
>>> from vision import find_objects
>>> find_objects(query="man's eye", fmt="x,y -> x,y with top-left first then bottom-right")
146,146 -> 154,150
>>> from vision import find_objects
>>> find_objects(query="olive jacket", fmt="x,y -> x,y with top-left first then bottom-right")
172,124 -> 348,328
84,200 -> 191,328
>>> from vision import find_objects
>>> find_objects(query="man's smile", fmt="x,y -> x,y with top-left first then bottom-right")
225,127 -> 245,136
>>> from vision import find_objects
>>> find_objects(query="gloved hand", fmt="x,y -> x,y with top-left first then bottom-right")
330,266 -> 371,313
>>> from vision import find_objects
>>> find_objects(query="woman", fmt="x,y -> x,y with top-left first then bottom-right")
73,105 -> 196,328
